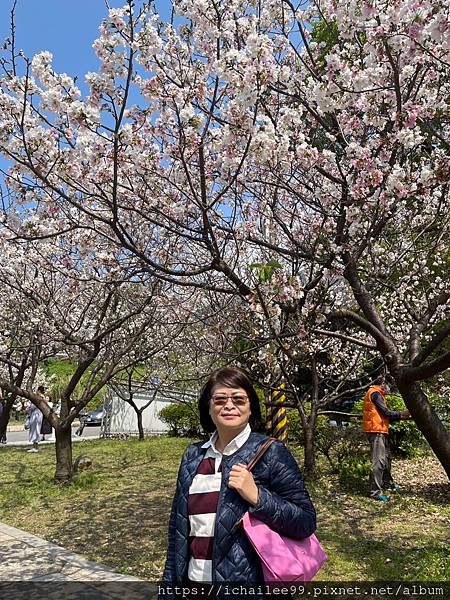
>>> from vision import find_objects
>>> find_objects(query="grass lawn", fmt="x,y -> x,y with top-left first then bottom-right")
0,437 -> 448,581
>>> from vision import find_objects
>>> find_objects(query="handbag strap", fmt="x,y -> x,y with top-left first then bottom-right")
232,437 -> 277,532
246,437 -> 277,472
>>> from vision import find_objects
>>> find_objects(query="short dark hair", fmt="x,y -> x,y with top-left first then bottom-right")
373,374 -> 393,386
37,385 -> 45,393
198,367 -> 262,433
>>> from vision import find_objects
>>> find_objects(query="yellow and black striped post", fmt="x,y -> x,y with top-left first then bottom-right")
266,384 -> 288,441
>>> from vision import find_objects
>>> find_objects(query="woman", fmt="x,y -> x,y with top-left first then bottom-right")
40,398 -> 53,441
162,367 -> 316,585
26,388 -> 45,453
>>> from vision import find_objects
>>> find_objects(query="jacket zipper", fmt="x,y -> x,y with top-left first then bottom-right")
211,455 -> 229,584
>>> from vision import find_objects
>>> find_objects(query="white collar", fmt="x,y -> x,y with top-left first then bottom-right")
201,423 -> 251,455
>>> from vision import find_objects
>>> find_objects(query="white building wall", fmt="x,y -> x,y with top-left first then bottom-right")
102,387 -> 196,436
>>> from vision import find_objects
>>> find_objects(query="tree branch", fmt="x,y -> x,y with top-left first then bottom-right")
327,309 -> 389,350
402,351 -> 450,382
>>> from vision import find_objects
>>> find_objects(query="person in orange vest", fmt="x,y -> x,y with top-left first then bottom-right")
363,375 -> 411,501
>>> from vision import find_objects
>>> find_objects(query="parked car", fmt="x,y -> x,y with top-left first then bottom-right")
83,406 -> 105,426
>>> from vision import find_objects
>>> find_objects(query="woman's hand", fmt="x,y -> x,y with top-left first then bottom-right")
228,464 -> 259,506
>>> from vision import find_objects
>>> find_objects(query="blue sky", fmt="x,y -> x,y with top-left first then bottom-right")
0,1 -> 171,183
0,0 -> 170,79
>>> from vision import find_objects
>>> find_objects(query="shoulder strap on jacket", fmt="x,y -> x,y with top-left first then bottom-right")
246,437 -> 277,472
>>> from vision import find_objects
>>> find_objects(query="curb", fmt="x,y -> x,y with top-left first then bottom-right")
0,436 -> 100,448
7,421 -> 81,432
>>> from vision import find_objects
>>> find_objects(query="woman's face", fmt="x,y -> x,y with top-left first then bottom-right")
208,385 -> 251,434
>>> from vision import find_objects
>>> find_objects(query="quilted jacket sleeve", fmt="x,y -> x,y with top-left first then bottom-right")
161,481 -> 179,581
248,441 -> 316,539
162,446 -> 190,582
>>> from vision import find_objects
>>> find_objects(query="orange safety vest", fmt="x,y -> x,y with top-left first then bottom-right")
363,385 -> 389,434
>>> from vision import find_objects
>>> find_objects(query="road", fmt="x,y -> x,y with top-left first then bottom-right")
1,425 -> 102,446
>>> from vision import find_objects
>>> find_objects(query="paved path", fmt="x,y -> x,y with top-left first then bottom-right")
0,522 -> 154,599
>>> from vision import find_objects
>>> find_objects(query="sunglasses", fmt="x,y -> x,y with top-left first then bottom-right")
210,394 -> 249,407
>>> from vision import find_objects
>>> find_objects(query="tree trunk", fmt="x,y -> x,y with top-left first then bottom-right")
137,410 -> 144,440
340,265 -> 450,479
396,378 -> 450,480
54,426 -> 73,484
303,424 -> 316,477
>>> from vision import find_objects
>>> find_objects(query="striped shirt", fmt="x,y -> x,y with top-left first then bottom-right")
187,424 -> 251,582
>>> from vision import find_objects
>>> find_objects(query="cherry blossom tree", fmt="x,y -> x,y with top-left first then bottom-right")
106,292 -> 220,441
187,266 -> 380,473
0,237 -> 60,441
0,0 -> 449,475
0,232 -> 191,482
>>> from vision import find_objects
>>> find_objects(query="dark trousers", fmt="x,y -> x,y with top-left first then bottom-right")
75,420 -> 86,436
367,433 -> 393,497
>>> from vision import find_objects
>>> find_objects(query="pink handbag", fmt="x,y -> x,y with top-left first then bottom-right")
241,439 -> 328,582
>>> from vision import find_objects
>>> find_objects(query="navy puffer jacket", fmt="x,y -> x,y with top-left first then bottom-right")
162,432 -> 316,583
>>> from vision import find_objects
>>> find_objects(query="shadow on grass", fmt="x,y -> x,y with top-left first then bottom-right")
319,495 -> 448,579
1,441 -> 448,582
50,478 -> 174,579
401,482 -> 450,506
0,439 -> 191,580
319,527 -> 449,580
311,464 -> 449,580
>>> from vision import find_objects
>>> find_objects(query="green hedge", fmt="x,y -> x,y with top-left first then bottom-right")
158,402 -> 201,437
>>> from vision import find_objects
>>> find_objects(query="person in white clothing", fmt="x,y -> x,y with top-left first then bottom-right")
26,392 -> 44,453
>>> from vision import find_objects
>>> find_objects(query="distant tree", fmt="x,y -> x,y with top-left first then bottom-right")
0,237 -> 186,483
